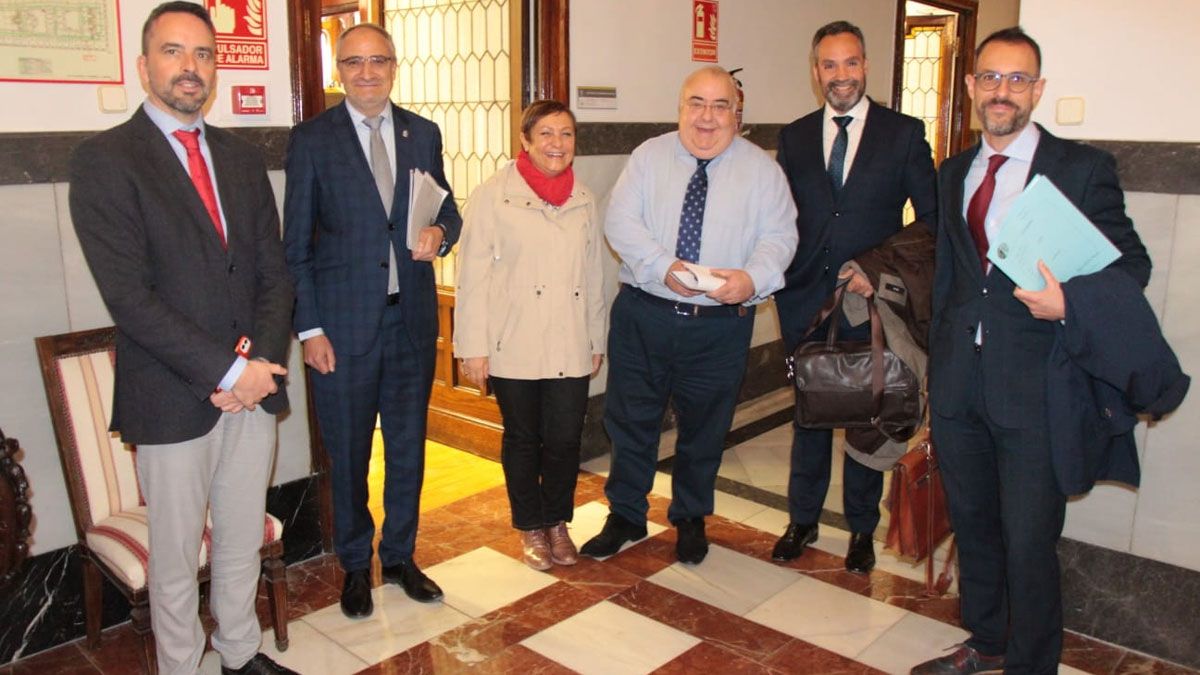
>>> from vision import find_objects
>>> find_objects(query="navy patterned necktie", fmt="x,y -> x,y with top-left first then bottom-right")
675,158 -> 712,263
827,115 -> 852,193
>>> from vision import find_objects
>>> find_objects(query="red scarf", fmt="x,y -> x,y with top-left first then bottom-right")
516,149 -> 574,207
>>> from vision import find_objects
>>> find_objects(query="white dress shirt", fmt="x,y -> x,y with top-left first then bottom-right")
822,95 -> 871,185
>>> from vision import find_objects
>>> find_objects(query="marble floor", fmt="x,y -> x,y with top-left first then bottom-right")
6,392 -> 1195,674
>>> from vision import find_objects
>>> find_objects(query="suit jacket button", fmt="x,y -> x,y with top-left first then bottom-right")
231,321 -> 238,329
228,264 -> 236,273
833,211 -> 841,217
388,223 -> 395,231
965,326 -> 973,334
981,288 -> 989,296
1103,407 -> 1113,418
380,261 -> 388,268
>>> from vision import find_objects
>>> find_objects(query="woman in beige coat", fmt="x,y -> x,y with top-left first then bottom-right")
454,100 -> 607,571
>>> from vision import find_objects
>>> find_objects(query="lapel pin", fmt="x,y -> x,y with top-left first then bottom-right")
402,129 -> 409,139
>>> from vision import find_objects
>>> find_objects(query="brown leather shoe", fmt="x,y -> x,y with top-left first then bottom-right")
910,644 -> 1004,674
520,528 -> 553,570
546,522 -> 578,565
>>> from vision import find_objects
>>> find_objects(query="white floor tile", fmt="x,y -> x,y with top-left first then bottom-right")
433,546 -> 558,618
742,504 -> 790,536
712,490 -> 768,523
521,601 -> 700,675
301,585 -> 471,664
197,621 -> 369,675
744,575 -> 908,656
646,544 -> 799,616
571,501 -> 667,559
856,612 -> 970,670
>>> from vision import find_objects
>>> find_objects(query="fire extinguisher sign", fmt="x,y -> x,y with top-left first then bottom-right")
691,0 -> 718,63
205,0 -> 269,70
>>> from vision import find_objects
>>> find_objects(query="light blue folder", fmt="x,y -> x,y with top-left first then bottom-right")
986,174 -> 1119,291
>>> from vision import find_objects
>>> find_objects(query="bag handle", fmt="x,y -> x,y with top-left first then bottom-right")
798,280 -> 849,345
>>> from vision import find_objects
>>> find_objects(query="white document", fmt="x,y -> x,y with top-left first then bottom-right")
669,262 -> 726,292
407,169 -> 450,250
987,174 -> 1120,291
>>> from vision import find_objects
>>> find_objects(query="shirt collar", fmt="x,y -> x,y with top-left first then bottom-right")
823,95 -> 870,125
142,100 -> 206,137
981,122 -> 1040,163
671,131 -> 736,167
344,100 -> 391,128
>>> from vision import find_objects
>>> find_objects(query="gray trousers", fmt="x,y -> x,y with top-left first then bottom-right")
136,407 -> 276,674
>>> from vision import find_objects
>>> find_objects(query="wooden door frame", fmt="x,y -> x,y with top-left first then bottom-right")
891,0 -> 977,158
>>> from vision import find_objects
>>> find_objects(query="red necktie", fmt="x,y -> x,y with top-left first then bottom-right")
966,153 -> 1008,271
172,129 -> 226,248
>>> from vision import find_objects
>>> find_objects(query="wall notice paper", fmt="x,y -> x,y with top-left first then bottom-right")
987,174 -> 1119,291
0,0 -> 123,83
670,262 -> 725,292
407,169 -> 449,250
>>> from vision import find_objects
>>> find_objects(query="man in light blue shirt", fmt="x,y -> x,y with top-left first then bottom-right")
581,66 -> 797,565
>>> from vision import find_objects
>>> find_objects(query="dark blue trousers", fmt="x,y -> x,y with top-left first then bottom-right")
311,304 -> 435,571
787,424 -> 883,533
603,287 -> 754,527
932,359 -> 1066,674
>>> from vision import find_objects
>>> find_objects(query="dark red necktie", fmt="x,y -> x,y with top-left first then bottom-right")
172,129 -> 226,248
966,153 -> 1008,271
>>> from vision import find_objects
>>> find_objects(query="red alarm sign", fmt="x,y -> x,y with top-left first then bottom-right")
205,0 -> 269,70
692,1 -> 719,63
232,85 -> 266,115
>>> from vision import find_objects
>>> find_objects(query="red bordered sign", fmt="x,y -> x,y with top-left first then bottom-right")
691,0 -> 718,63
205,0 -> 269,70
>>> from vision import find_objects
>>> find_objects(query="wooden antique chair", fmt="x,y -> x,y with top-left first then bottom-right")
0,427 -> 32,587
35,327 -> 289,674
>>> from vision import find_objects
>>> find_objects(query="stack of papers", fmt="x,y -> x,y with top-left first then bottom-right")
987,174 -> 1120,290
669,262 -> 726,292
407,169 -> 449,250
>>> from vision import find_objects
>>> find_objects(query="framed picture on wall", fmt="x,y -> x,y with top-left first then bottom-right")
0,0 -> 124,84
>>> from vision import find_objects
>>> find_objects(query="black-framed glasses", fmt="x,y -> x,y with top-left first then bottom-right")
337,55 -> 394,69
974,71 -> 1039,93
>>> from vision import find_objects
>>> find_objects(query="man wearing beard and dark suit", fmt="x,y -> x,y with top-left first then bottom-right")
912,28 -> 1150,674
69,3 -> 295,673
283,23 -> 462,619
771,20 -> 937,573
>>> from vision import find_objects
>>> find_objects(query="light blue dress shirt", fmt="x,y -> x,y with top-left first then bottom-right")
142,101 -> 244,392
604,132 -> 798,305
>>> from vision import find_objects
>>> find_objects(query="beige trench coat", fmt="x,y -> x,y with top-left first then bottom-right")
453,162 -> 607,379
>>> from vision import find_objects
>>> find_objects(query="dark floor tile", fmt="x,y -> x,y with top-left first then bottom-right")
612,581 -> 792,664
653,641 -> 784,674
763,638 -> 886,674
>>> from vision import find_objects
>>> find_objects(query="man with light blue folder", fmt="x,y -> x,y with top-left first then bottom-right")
918,27 -> 1151,675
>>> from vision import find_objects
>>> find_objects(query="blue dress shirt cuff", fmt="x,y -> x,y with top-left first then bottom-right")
219,356 -> 248,392
298,327 -> 325,341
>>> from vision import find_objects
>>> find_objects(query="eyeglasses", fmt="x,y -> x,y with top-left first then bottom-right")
974,71 -> 1039,93
684,100 -> 733,115
337,55 -> 394,69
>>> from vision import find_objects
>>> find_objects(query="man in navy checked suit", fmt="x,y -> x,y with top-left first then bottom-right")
283,23 -> 461,619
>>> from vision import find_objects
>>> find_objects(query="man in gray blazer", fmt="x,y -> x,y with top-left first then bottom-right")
70,3 -> 295,674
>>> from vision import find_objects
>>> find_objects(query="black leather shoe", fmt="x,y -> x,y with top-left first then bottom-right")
340,568 -> 373,619
382,559 -> 443,602
845,531 -> 876,574
771,522 -> 818,561
674,517 -> 708,564
579,513 -> 648,558
910,644 -> 1005,674
221,653 -> 300,674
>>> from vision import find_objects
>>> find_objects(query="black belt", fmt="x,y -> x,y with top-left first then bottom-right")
386,292 -> 400,306
625,285 -> 753,318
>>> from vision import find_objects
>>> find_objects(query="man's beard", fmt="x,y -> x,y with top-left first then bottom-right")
978,97 -> 1029,137
159,73 -> 210,114
824,78 -> 864,113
